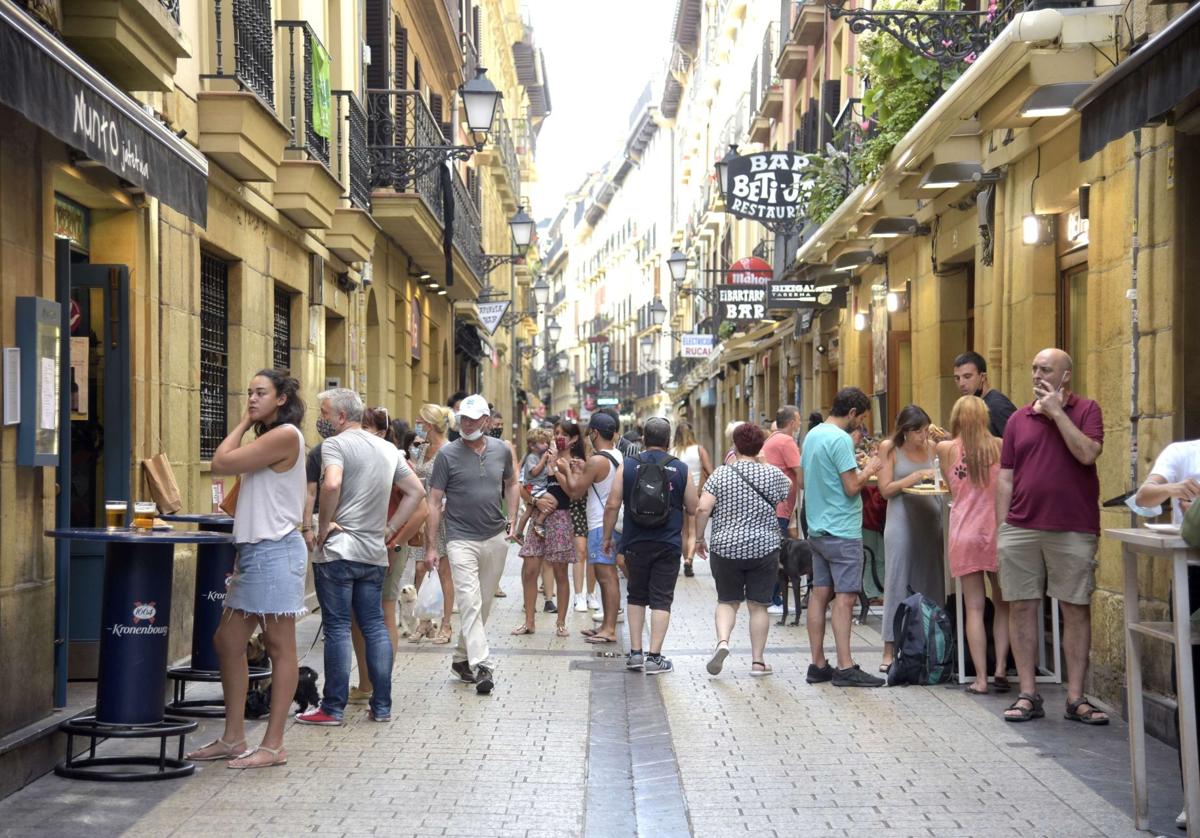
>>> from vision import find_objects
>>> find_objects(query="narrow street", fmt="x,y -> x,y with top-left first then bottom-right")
0,545 -> 1181,837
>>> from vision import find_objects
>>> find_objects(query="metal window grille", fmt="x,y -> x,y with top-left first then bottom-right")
273,287 -> 291,373
200,253 -> 229,460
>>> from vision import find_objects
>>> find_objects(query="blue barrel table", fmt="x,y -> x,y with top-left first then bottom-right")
159,513 -> 271,717
45,527 -> 233,781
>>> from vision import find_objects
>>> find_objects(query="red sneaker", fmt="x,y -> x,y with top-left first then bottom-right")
295,707 -> 342,726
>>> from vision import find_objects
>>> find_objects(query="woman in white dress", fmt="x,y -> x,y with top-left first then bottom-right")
671,421 -> 713,577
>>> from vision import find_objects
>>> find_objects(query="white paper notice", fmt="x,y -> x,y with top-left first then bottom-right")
40,356 -> 56,430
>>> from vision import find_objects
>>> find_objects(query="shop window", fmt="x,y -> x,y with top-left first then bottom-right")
1057,262 -> 1089,395
200,253 -> 229,460
273,286 -> 292,374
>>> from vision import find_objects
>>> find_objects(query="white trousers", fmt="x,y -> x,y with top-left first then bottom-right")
446,532 -> 509,669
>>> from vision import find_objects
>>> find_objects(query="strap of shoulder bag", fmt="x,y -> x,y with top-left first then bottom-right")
730,463 -> 776,511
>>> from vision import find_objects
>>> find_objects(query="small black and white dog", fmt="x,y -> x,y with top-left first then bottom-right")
244,633 -> 321,718
777,538 -> 813,626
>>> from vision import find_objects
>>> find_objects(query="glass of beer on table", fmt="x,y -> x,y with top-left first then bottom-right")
105,501 -> 126,529
132,502 -> 157,531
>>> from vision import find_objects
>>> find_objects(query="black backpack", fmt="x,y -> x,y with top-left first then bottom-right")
887,591 -> 955,686
625,454 -> 678,529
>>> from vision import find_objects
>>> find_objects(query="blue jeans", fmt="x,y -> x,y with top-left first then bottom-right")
313,560 -> 392,718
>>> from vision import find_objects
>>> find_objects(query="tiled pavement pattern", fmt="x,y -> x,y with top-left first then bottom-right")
0,544 -> 1188,837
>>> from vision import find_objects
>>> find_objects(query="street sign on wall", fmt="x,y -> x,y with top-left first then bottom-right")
477,301 -> 510,335
767,282 -> 848,310
723,151 -> 808,225
680,333 -> 714,358
716,284 -> 767,323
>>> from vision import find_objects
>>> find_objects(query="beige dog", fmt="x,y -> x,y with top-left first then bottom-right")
397,584 -> 419,637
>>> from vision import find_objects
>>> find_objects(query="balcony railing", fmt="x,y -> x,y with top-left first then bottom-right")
752,238 -> 774,264
208,0 -> 275,107
634,371 -> 660,400
669,356 -> 701,382
276,20 -> 330,168
332,90 -> 370,210
159,0 -> 180,23
760,21 -> 777,104
495,104 -> 521,201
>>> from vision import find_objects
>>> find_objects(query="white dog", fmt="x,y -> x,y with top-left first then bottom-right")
397,584 -> 419,637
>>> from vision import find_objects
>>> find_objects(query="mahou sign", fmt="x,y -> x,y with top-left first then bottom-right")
723,152 -> 807,223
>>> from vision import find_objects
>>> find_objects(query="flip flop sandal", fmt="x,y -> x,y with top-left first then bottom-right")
706,642 -> 730,675
965,684 -> 988,695
1003,692 -> 1045,722
878,663 -> 892,673
1065,698 -> 1110,725
584,635 -> 616,644
432,628 -> 452,644
750,662 -> 774,677
580,628 -> 600,638
510,625 -> 535,636
186,737 -> 247,761
555,626 -> 569,637
227,745 -> 286,769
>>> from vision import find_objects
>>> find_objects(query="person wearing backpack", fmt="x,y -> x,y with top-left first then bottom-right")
602,417 -> 699,674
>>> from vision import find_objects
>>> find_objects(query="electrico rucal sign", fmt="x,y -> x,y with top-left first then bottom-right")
723,152 -> 807,224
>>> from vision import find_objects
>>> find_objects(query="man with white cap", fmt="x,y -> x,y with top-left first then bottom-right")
424,394 -> 519,695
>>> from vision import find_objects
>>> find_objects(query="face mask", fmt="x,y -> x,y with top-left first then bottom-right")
555,436 -> 570,451
489,427 -> 503,438
408,445 -> 421,460
316,418 -> 336,439
461,428 -> 484,442
414,422 -> 426,437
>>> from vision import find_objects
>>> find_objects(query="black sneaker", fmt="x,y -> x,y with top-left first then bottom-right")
543,599 -> 557,613
451,660 -> 476,683
475,665 -> 495,695
806,661 -> 835,684
832,664 -> 885,688
683,562 -> 694,577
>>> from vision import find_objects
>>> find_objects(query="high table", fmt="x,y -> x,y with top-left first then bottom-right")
158,513 -> 270,717
1105,527 -> 1199,831
903,486 -> 1061,685
45,527 -> 233,781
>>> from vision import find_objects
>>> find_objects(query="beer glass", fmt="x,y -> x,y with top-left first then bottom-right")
132,501 -> 157,531
105,501 -> 126,529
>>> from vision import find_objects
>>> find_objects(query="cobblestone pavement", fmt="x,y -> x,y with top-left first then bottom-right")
0,545 -> 1187,837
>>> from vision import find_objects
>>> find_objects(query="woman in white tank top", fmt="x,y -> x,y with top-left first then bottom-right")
671,421 -> 714,577
187,369 -> 307,770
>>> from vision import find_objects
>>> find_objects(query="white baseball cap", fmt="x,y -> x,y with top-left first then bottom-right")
457,394 -> 490,420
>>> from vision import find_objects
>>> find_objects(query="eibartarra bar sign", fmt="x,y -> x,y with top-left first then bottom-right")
717,285 -> 767,324
723,152 -> 807,223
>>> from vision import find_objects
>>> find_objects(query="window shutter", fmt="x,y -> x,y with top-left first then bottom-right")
394,23 -> 408,154
820,79 -> 840,149
472,5 -> 483,57
430,93 -> 449,141
365,0 -> 388,89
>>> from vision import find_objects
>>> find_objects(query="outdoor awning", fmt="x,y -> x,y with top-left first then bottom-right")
0,2 -> 208,225
454,320 -> 487,362
1076,2 -> 1200,161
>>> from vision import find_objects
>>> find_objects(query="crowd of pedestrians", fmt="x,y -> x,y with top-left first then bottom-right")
186,342 -> 1131,770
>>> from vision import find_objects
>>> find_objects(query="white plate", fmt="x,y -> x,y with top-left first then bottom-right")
1144,523 -> 1181,534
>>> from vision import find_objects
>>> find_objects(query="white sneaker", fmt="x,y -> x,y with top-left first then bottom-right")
573,594 -> 589,613
1176,809 -> 1187,829
592,609 -> 604,623
587,594 -> 600,610
767,604 -> 783,615
617,607 -> 625,623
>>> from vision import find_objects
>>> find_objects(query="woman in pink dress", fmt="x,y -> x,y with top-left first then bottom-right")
936,395 -> 1011,695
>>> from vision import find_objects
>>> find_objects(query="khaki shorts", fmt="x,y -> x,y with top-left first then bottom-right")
997,524 -> 1098,605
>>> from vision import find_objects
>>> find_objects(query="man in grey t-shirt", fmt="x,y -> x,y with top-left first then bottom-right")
298,389 -> 425,726
425,394 -> 519,695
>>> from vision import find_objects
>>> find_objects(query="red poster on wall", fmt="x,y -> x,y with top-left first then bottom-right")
410,299 -> 421,360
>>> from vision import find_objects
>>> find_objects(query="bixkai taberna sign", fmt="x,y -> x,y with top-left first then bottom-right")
723,152 -> 807,223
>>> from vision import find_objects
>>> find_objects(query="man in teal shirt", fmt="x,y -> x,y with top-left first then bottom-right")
801,387 -> 883,687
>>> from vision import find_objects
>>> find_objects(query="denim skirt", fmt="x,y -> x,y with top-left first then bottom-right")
226,530 -> 308,617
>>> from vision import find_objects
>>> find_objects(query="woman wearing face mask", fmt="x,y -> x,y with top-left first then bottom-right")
407,404 -> 456,644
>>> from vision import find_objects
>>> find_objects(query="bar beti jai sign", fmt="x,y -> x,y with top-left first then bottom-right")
723,151 -> 807,224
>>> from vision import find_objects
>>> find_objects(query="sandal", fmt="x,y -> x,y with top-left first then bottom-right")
555,625 -> 569,637
584,634 -> 616,644
510,624 -> 535,636
992,676 -> 1012,693
750,661 -> 774,677
432,626 -> 452,644
580,628 -> 599,638
186,737 -> 247,762
227,744 -> 286,769
878,662 -> 892,673
965,683 -> 988,695
706,641 -> 730,676
1065,697 -> 1110,725
1003,692 -> 1044,722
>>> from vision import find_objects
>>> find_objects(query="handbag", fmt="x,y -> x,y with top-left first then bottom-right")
218,478 -> 240,517
142,452 -> 183,514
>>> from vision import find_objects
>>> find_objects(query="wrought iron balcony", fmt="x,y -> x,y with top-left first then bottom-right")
332,90 -> 370,210
276,20 -> 330,169
759,21 -> 777,105
208,0 -> 275,107
451,166 -> 485,279
159,0 -> 180,23
827,0 -> 1026,70
634,371 -> 661,400
669,356 -> 702,382
752,238 -> 774,265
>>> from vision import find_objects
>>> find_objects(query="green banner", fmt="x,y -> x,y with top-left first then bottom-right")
310,34 -> 331,139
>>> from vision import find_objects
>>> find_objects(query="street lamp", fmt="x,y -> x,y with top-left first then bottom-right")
532,275 -> 550,307
508,206 -> 535,255
640,335 -> 654,364
460,67 -> 503,147
667,249 -> 688,285
547,317 -> 562,344
714,144 -> 739,197
649,297 -> 668,327
481,207 -> 538,282
607,371 -> 620,387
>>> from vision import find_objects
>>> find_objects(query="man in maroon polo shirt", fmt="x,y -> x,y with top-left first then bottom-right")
996,348 -> 1108,725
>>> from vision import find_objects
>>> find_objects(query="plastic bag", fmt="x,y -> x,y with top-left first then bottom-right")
415,572 -> 443,619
